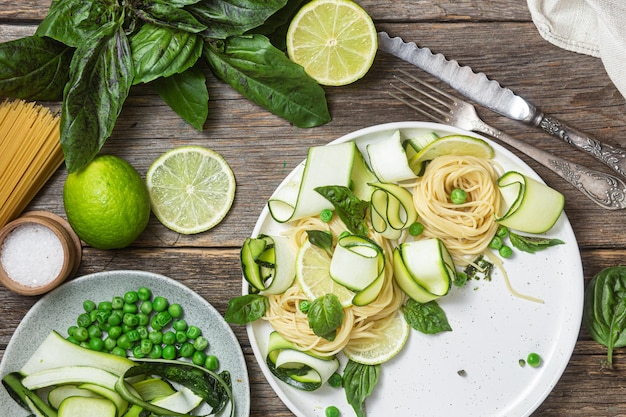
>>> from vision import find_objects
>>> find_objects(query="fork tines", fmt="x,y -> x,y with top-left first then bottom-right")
389,69 -> 454,124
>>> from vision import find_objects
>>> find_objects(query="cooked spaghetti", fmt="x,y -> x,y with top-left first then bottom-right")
412,154 -> 502,264
0,99 -> 63,228
263,216 -> 406,356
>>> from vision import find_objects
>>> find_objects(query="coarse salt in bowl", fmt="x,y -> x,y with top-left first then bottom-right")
0,211 -> 82,296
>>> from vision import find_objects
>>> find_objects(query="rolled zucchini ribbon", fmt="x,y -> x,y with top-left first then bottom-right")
266,332 -> 339,392
240,234 -> 296,295
369,182 -> 418,240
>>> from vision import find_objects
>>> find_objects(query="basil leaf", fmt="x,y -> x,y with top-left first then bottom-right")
343,360 -> 380,417
307,294 -> 344,341
152,66 -> 208,130
0,36 -> 72,101
189,0 -> 287,39
224,294 -> 268,325
315,186 -> 369,237
509,231 -> 565,254
130,24 -> 204,85
35,0 -> 111,48
203,34 -> 330,128
250,0 -> 307,50
61,21 -> 134,173
583,266 -> 626,369
306,230 -> 333,251
402,299 -> 452,334
133,0 -> 207,33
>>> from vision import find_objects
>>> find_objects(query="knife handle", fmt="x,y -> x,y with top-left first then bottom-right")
480,122 -> 626,209
537,114 -> 626,179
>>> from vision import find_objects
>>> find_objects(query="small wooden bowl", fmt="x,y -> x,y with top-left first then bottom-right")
0,211 -> 82,296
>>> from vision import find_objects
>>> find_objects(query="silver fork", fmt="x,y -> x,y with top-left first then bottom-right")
390,69 -> 626,210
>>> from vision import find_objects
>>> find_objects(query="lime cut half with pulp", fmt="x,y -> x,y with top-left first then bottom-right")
286,0 -> 378,86
296,240 -> 355,307
146,146 -> 236,234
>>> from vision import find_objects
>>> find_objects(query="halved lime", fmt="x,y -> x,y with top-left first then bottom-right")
296,240 -> 355,307
286,0 -> 377,86
146,146 -> 236,234
343,310 -> 410,365
408,134 -> 494,171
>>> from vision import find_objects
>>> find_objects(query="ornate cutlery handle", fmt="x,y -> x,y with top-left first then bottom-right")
537,114 -> 626,179
473,119 -> 626,209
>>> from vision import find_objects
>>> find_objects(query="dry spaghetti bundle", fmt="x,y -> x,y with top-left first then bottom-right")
0,99 -> 63,228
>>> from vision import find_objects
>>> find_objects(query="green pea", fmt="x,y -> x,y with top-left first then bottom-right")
192,350 -> 207,366
89,338 -> 104,351
117,334 -> 132,350
162,345 -> 177,360
77,313 -> 92,328
408,222 -> 424,236
111,347 -> 127,357
67,325 -> 77,337
123,313 -> 139,327
176,331 -> 188,344
89,310 -> 98,322
83,300 -> 96,312
124,291 -> 139,304
66,336 -> 80,345
499,245 -> 513,258
450,188 -> 468,204
205,355 -> 219,371
104,337 -> 117,352
299,300 -> 311,313
96,310 -> 112,325
88,324 -> 101,339
527,352 -> 542,368
74,327 -> 88,342
152,296 -> 169,312
123,303 -> 138,314
162,331 -> 176,345
126,330 -> 140,343
325,405 -> 340,417
154,311 -> 172,327
98,301 -> 113,311
111,296 -> 124,310
186,326 -> 201,340
489,236 -> 503,250
173,319 -> 188,332
179,342 -> 195,358
328,373 -> 342,388
137,287 -> 152,301
320,209 -> 333,223
149,331 -> 163,345
132,345 -> 145,358
79,341 -> 90,349
496,225 -> 509,238
139,339 -> 153,355
149,344 -> 163,359
140,300 -> 153,315
136,326 -> 149,339
193,336 -> 209,352
108,326 -> 122,340
168,303 -> 183,319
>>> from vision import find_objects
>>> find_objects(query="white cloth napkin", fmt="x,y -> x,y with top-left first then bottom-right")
527,0 -> 626,100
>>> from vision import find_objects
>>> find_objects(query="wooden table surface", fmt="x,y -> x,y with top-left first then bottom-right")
2,1 -> 626,416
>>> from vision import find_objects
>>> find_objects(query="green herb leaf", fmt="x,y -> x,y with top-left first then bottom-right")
314,186 -> 369,237
189,0 -> 287,39
583,266 -> 626,369
509,231 -> 565,254
0,36 -> 72,101
152,66 -> 208,130
61,21 -> 134,173
130,23 -> 203,85
343,360 -> 380,417
35,0 -> 114,48
133,0 -> 207,33
203,34 -> 330,128
306,230 -> 333,251
307,294 -> 344,341
224,294 -> 268,325
402,299 -> 452,334
250,0 -> 308,50
121,359 -> 232,415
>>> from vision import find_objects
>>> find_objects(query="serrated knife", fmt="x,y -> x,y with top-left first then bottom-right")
377,31 -> 626,179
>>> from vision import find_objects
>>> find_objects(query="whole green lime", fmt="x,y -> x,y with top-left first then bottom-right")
63,155 -> 151,249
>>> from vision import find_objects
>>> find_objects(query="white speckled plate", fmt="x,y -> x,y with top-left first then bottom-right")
246,122 -> 584,417
0,270 -> 250,417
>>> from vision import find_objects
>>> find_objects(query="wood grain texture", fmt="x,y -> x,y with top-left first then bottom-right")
2,1 -> 626,416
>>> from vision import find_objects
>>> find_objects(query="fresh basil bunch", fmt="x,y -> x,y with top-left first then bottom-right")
583,265 -> 626,369
0,0 -> 330,172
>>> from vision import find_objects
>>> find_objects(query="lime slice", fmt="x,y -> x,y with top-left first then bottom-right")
343,310 -> 410,365
296,240 -> 355,307
286,0 -> 377,86
411,135 -> 494,163
146,146 -> 236,234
